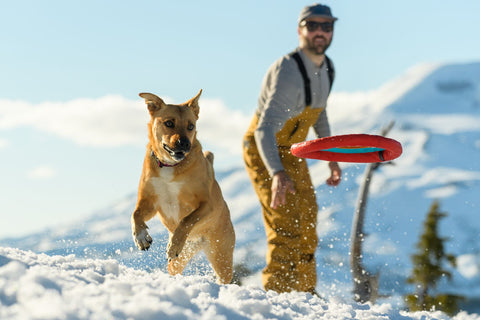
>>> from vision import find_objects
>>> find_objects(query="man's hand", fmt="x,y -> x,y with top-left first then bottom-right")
270,171 -> 296,209
326,161 -> 341,186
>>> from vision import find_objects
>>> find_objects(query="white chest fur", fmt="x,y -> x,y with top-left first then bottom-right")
149,168 -> 183,223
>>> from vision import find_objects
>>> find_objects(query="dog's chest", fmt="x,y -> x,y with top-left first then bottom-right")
150,168 -> 185,222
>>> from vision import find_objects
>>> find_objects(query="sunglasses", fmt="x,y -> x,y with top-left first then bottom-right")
300,20 -> 334,33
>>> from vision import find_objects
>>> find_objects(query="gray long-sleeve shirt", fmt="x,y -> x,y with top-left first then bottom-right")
254,48 -> 333,176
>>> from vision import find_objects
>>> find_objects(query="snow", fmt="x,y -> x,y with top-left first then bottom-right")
2,61 -> 480,319
1,247 -> 478,320
400,114 -> 480,135
457,254 -> 480,280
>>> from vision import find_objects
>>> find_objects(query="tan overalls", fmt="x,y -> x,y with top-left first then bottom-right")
243,106 -> 323,293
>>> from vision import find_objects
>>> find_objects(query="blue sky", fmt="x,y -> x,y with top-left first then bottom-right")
1,0 -> 479,238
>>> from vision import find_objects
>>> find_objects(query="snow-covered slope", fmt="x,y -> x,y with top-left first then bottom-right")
2,61 -> 480,319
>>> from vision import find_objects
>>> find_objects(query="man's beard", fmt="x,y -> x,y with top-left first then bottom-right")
305,35 -> 331,55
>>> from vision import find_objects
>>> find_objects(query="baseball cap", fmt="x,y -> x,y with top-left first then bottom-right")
298,4 -> 338,23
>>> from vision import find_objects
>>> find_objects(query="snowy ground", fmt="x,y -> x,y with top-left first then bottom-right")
1,247 -> 479,320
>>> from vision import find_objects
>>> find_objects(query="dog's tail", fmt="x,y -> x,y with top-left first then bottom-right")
204,151 -> 214,164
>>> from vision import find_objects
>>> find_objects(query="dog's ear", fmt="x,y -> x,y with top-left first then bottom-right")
184,89 -> 202,118
139,93 -> 165,114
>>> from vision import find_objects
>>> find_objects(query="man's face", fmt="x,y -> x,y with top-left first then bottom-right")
298,17 -> 334,55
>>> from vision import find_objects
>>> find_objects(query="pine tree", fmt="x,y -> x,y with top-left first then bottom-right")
405,200 -> 463,315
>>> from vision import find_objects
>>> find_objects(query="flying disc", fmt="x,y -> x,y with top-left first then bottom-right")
290,134 -> 402,163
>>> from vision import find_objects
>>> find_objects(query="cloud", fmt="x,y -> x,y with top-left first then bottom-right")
0,95 -> 251,159
0,138 -> 9,149
0,96 -> 149,147
195,98 -> 251,155
27,166 -> 56,180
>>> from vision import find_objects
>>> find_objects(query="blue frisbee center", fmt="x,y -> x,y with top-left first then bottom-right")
323,147 -> 384,154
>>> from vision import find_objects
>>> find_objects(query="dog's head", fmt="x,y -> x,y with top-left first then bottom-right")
140,90 -> 202,165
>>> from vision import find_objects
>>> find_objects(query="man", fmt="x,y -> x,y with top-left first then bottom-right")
243,4 -> 341,294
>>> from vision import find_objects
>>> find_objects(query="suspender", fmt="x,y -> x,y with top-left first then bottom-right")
290,51 -> 335,106
291,52 -> 312,106
325,55 -> 335,92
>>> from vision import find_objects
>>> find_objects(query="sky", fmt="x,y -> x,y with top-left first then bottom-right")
0,0 -> 479,238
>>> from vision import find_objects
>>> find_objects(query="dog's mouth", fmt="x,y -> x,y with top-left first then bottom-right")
163,143 -> 188,162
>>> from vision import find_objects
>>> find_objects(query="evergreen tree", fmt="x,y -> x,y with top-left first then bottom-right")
405,200 -> 463,315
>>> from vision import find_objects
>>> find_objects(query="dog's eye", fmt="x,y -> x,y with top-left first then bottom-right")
187,123 -> 195,131
164,120 -> 174,128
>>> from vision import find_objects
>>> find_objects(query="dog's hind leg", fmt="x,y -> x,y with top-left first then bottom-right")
204,223 -> 235,284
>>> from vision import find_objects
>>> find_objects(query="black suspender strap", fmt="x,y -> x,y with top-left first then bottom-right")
324,55 -> 335,94
290,52 -> 312,106
289,51 -> 335,106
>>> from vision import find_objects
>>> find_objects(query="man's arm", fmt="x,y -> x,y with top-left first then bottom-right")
255,58 -> 303,177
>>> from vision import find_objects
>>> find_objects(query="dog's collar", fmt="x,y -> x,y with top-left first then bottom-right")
151,150 -> 178,168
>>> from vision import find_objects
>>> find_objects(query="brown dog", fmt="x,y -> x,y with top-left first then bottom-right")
131,90 -> 235,284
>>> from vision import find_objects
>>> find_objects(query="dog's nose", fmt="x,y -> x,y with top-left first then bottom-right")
176,137 -> 191,151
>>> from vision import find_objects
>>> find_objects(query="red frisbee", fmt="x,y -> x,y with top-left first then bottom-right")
290,134 -> 403,163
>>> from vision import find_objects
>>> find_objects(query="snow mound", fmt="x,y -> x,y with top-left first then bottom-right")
1,247 -> 478,320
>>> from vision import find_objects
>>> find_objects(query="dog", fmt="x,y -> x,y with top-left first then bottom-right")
131,90 -> 235,284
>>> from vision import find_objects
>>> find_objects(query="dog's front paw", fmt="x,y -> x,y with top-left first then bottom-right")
133,228 -> 153,251
166,240 -> 183,261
